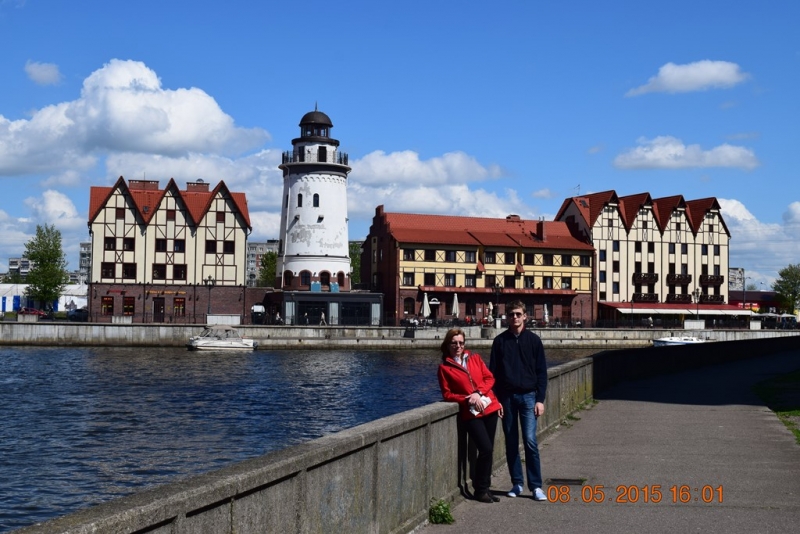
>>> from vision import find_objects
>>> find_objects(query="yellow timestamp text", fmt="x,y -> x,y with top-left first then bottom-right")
547,484 -> 724,504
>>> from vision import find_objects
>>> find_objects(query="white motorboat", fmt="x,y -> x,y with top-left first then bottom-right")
653,336 -> 707,347
187,325 -> 258,351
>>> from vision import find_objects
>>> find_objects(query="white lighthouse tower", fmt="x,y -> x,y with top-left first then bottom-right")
277,108 -> 352,291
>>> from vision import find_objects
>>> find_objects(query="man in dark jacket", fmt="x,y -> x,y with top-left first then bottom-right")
489,300 -> 548,501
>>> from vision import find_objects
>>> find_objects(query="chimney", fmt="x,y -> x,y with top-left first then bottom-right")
537,219 -> 546,241
186,179 -> 210,192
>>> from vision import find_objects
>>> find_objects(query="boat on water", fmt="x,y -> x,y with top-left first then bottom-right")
653,336 -> 707,347
187,325 -> 258,351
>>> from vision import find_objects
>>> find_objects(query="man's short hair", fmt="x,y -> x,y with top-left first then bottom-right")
507,300 -> 525,313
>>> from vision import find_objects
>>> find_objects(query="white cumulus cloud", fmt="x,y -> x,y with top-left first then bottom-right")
350,150 -> 502,186
25,60 -> 63,85
614,136 -> 759,170
626,60 -> 750,96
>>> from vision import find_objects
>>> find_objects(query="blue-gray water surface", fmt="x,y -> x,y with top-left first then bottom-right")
0,346 -> 592,532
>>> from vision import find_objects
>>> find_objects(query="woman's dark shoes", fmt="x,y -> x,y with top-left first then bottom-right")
474,492 -> 498,503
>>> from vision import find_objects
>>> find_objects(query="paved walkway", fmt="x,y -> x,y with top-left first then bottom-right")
417,350 -> 800,534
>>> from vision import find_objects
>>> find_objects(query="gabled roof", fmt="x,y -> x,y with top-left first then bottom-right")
377,209 -> 593,251
88,177 -> 251,230
555,190 -> 618,228
651,195 -> 686,232
685,197 -> 729,236
617,193 -> 652,231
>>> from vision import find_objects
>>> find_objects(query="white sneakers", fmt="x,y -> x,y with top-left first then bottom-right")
507,485 -> 547,501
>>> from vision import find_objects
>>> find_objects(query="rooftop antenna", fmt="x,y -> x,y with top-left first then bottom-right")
573,184 -> 580,196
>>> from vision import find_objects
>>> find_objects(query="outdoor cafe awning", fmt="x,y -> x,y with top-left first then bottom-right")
603,302 -> 753,316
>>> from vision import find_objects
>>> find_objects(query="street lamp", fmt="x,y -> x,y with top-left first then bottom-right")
493,282 -> 502,318
692,287 -> 702,320
204,275 -> 216,315
743,275 -> 752,311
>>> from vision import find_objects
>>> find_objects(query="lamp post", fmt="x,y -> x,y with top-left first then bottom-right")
743,275 -> 752,311
692,287 -> 702,322
204,275 -> 216,315
493,282 -> 502,323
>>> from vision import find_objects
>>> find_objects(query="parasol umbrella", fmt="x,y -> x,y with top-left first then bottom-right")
543,304 -> 549,324
452,293 -> 459,319
422,292 -> 431,318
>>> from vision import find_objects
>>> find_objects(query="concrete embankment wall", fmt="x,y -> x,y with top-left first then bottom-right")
15,334 -> 800,534
1,321 -> 796,349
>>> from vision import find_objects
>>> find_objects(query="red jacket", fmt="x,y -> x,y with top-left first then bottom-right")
438,351 -> 501,420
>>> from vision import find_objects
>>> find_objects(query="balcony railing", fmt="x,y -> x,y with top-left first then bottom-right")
700,294 -> 725,303
633,293 -> 659,303
632,273 -> 659,284
666,293 -> 693,303
699,275 -> 725,286
666,274 -> 692,284
282,150 -> 349,165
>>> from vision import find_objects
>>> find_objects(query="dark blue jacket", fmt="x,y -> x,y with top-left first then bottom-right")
489,328 -> 548,402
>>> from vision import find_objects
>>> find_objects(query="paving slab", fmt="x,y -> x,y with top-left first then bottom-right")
417,350 -> 800,534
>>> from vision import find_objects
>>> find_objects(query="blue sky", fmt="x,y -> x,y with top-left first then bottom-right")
1,0 -> 798,288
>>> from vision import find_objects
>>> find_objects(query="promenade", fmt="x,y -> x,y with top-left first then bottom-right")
418,349 -> 800,534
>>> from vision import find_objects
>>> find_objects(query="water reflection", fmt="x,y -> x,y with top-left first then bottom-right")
0,346 -> 594,532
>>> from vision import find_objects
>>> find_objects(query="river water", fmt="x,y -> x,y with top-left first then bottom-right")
0,346 -> 595,532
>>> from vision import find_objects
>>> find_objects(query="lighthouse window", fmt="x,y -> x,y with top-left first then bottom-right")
297,194 -> 303,207
313,194 -> 319,207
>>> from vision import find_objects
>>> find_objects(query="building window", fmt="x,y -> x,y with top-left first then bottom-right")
561,254 -> 572,266
224,241 -> 235,254
504,277 -> 515,288
155,239 -> 167,252
216,211 -> 225,223
101,262 -> 115,278
524,276 -> 534,288
403,249 -> 415,261
402,272 -> 415,286
123,297 -> 135,316
313,194 -> 319,207
505,252 -> 515,265
635,242 -> 642,253
485,275 -> 496,287
101,296 -> 114,316
524,253 -> 534,265
404,297 -> 415,316
676,222 -> 681,232
681,243 -> 688,254
612,282 -> 620,294
205,240 -> 217,254
669,243 -> 676,254
424,249 -> 436,262
648,242 -> 655,253
174,239 -> 185,253
599,291 -> 607,301
297,194 -> 303,208
484,251 -> 496,264
122,238 -> 134,251
701,244 -> 708,255
599,271 -> 606,283
542,254 -> 553,266
635,261 -> 642,274
580,255 -> 590,267
104,237 -> 115,250
152,264 -> 166,280
613,260 -> 620,273
714,245 -> 720,256
465,274 -> 476,287
320,272 -> 330,286
424,273 -> 435,286
562,277 -> 572,290
116,207 -> 125,220
613,241 -> 620,252
444,273 -> 456,287
445,250 -> 456,262
300,271 -> 311,286
599,250 -> 606,262
173,264 -> 187,280
681,263 -> 688,275
543,276 -> 553,289
714,265 -> 721,276
174,297 -> 186,317
167,209 -> 176,221
122,263 -> 136,279
465,251 -> 476,263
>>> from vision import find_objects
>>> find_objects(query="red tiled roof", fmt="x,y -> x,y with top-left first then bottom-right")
88,177 -> 251,229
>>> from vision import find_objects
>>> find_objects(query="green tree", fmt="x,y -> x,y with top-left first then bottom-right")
773,263 -> 800,313
23,224 -> 68,309
349,241 -> 362,285
258,251 -> 278,287
2,271 -> 24,283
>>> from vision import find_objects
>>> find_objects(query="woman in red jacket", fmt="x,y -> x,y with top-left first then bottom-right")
437,328 -> 502,503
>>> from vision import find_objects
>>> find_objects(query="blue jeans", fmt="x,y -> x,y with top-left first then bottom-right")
499,391 -> 542,490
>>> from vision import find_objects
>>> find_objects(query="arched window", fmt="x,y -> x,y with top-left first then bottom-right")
320,271 -> 330,286
337,272 -> 345,287
313,193 -> 319,207
297,194 -> 303,207
283,271 -> 294,288
300,270 -> 311,286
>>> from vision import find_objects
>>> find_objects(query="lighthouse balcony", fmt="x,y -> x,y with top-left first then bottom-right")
282,150 -> 349,165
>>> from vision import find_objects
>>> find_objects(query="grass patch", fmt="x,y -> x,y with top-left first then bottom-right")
753,369 -> 800,445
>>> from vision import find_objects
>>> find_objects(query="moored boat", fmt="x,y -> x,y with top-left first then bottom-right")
187,325 -> 258,351
653,336 -> 707,347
